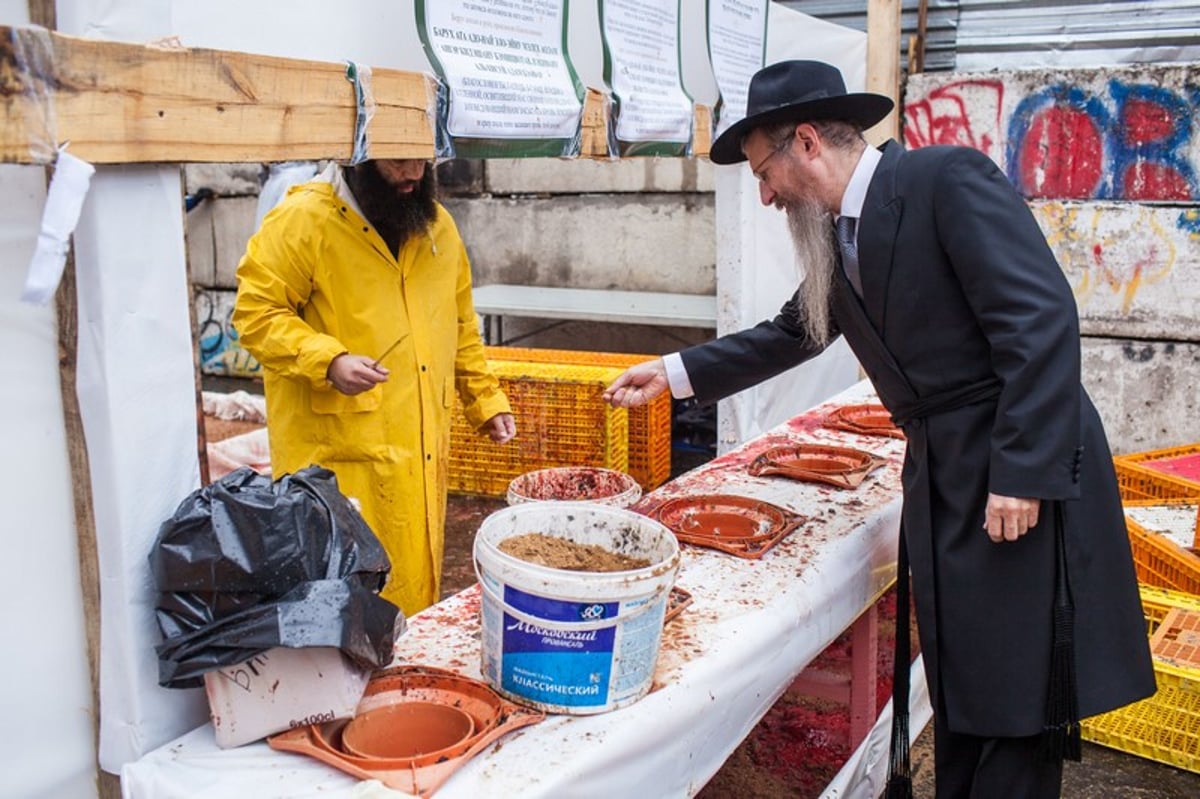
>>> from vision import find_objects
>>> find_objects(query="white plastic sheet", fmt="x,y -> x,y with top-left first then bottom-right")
0,158 -> 97,798
71,165 -> 209,771
714,6 -> 867,452
20,150 -> 95,305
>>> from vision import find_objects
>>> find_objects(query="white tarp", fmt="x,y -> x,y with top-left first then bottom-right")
714,4 -> 866,452
2,10 -> 92,799
0,158 -> 96,798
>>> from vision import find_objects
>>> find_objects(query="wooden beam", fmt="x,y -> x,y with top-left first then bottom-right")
865,0 -> 902,145
2,24 -> 435,164
693,104 -> 712,159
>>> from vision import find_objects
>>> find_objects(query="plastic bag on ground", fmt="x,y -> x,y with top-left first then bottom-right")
150,465 -> 403,688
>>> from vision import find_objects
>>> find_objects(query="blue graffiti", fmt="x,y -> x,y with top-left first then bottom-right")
1108,80 -> 1197,200
1006,79 -> 1199,201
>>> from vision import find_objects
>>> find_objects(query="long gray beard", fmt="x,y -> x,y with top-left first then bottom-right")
786,198 -> 838,347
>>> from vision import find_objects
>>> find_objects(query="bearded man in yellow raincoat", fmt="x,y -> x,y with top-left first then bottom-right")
233,159 -> 516,616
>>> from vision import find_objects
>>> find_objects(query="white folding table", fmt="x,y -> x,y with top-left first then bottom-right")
123,380 -> 914,798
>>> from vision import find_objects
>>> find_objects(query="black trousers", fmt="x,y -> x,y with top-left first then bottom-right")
934,712 -> 1064,798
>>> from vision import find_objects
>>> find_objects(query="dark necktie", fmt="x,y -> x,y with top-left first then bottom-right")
836,215 -> 863,297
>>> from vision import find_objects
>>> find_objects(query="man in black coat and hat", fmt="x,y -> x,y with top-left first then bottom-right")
604,60 -> 1155,797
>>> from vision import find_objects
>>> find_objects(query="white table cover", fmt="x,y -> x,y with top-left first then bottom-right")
123,380 -> 908,798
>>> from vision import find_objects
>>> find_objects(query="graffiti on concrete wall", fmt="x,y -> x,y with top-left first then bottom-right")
905,68 -> 1200,201
1034,203 -> 1175,313
195,289 -> 261,378
904,78 -> 1006,163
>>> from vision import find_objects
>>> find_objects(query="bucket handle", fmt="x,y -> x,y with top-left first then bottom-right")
473,557 -> 665,633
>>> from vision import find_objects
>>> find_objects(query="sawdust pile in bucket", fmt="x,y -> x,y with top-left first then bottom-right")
498,533 -> 651,572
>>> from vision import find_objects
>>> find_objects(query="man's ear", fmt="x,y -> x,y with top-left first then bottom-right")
795,123 -> 820,155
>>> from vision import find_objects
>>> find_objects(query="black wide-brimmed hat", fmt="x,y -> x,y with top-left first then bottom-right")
709,60 -> 894,165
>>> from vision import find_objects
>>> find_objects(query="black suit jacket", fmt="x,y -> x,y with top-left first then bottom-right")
680,141 -> 1154,735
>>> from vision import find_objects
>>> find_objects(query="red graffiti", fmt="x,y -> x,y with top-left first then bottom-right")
1122,98 -> 1175,145
1017,107 -> 1103,199
1123,161 -> 1192,201
903,79 -> 1004,157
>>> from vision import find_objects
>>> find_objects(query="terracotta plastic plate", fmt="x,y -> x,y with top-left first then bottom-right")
823,403 -> 905,439
748,443 -> 888,489
268,666 -> 544,797
648,494 -> 806,559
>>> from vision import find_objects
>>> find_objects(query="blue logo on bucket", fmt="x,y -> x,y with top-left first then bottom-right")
500,585 -> 616,707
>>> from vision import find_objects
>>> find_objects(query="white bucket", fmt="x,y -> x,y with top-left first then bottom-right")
474,502 -> 679,714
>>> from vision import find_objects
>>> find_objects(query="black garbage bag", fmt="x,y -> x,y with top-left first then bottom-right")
150,465 -> 403,689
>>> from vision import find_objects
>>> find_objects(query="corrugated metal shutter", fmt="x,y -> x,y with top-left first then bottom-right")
775,0 -> 1200,72
955,0 -> 1200,70
774,0 -> 960,73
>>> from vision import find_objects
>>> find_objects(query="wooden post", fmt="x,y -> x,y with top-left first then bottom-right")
865,0 -> 902,145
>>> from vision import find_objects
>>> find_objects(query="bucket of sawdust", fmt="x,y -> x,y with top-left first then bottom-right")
474,502 -> 679,714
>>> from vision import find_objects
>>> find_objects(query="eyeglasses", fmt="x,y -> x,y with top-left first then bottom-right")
750,140 -> 791,183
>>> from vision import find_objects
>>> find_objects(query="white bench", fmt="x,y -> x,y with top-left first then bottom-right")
471,284 -> 717,344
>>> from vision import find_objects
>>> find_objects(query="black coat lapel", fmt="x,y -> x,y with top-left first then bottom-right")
832,276 -> 917,409
859,141 -> 904,332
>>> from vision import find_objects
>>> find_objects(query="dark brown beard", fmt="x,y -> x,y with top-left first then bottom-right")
785,196 -> 838,347
344,161 -> 438,257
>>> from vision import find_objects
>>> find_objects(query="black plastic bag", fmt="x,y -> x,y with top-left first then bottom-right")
150,465 -> 403,688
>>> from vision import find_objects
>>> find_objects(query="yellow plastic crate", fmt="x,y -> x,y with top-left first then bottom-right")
1114,446 -> 1200,502
484,346 -> 672,490
1126,516 -> 1200,595
449,360 -> 628,497
1082,586 -> 1200,773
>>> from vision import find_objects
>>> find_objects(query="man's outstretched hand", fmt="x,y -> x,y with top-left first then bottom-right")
603,358 -> 668,408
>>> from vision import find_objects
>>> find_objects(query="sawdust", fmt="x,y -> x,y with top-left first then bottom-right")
498,532 -> 650,572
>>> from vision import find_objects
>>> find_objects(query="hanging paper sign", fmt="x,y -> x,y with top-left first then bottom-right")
706,0 -> 768,138
599,0 -> 693,156
416,0 -> 586,157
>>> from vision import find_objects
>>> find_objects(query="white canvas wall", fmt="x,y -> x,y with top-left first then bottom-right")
714,4 -> 866,451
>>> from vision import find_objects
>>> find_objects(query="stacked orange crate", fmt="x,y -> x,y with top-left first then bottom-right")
448,360 -> 628,497
1125,515 -> 1200,595
482,346 -> 672,490
1113,443 -> 1200,502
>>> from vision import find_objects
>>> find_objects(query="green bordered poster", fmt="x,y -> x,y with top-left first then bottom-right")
598,0 -> 694,157
416,0 -> 587,158
706,0 -> 768,140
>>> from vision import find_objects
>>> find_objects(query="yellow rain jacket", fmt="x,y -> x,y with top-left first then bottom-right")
232,170 -> 510,616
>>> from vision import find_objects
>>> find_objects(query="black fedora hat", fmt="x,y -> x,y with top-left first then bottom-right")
709,60 -> 894,165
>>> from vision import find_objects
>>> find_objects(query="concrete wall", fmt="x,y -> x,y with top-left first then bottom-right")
184,157 -> 717,376
906,63 -> 1200,453
188,59 -> 1200,454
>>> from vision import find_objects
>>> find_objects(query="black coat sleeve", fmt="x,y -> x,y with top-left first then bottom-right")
677,289 -> 833,405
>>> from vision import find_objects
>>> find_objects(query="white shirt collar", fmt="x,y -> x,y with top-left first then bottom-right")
839,145 -> 882,220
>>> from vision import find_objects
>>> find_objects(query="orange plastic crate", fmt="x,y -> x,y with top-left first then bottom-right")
1114,445 -> 1200,502
449,361 -> 628,497
1082,586 -> 1200,773
484,346 -> 671,490
1126,516 -> 1200,595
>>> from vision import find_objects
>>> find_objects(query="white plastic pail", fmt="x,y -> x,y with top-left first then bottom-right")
474,502 -> 679,714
